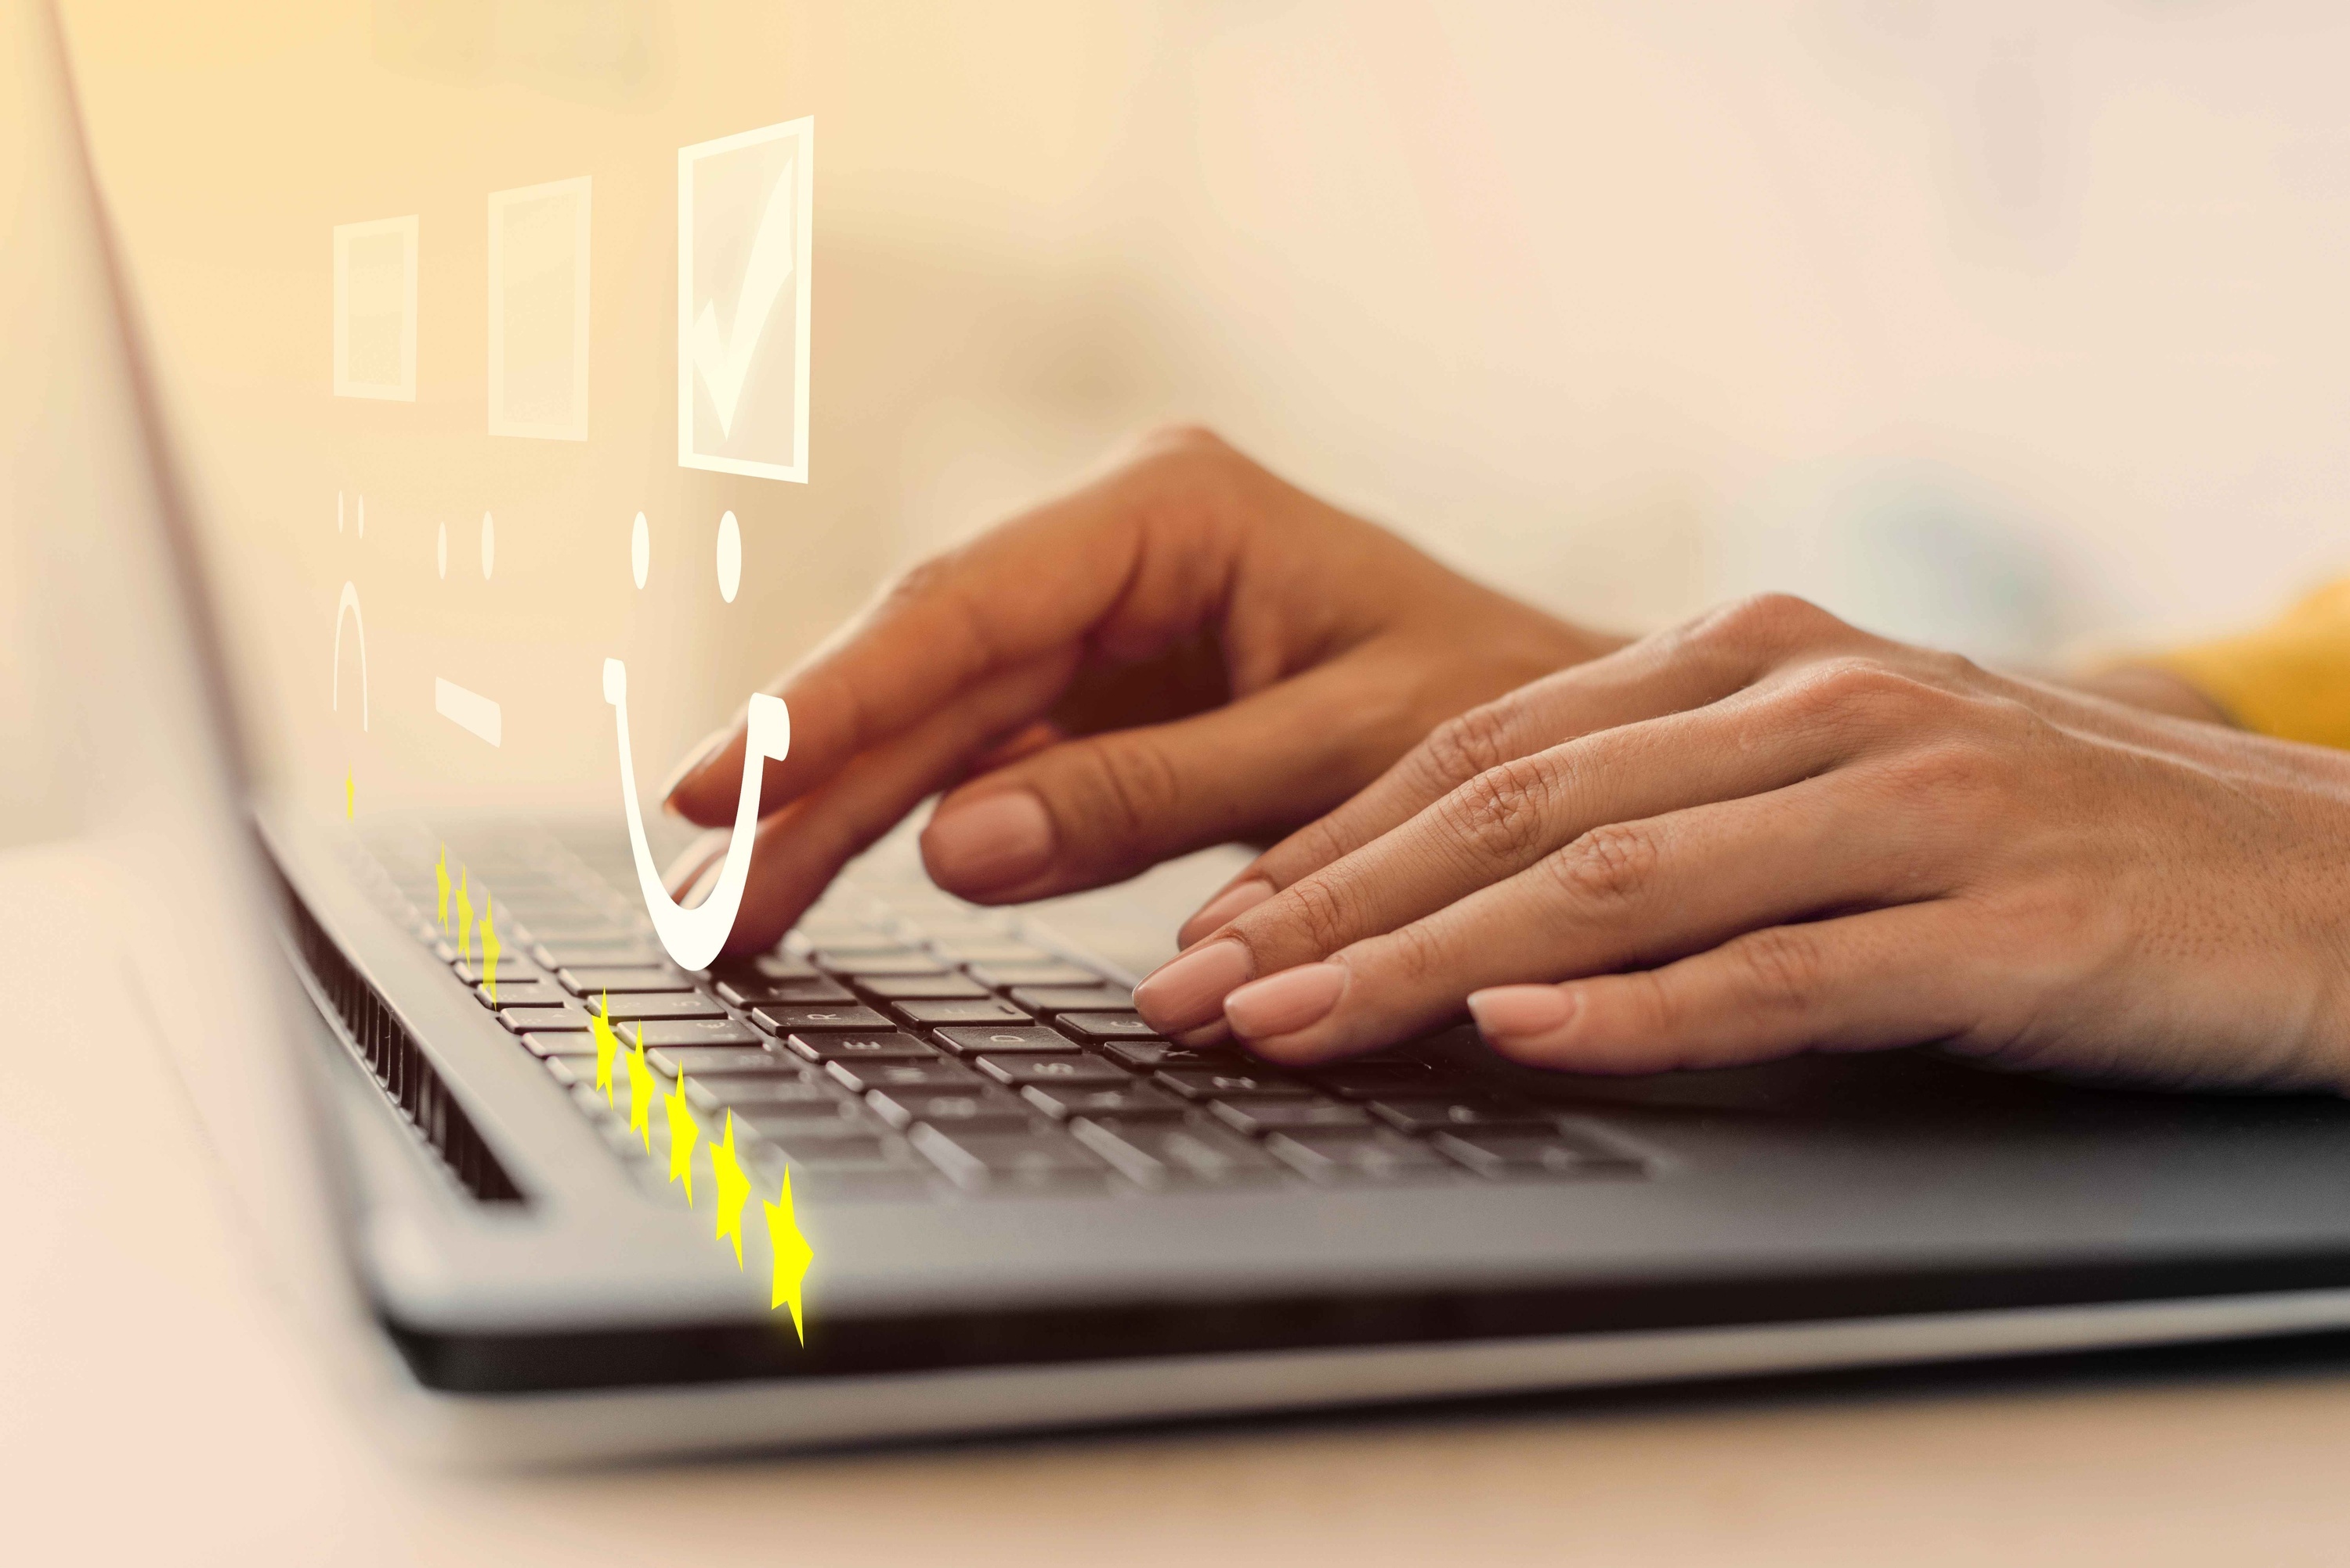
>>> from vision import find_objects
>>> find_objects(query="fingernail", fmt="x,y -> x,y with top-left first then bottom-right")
1225,962 -> 1348,1040
658,725 -> 735,811
1467,985 -> 1573,1042
921,790 -> 1054,894
1180,878 -> 1274,943
1172,1019 -> 1231,1050
1133,938 -> 1256,1034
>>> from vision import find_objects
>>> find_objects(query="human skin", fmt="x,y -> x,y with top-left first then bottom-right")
661,426 -> 1614,950
668,428 -> 2350,1093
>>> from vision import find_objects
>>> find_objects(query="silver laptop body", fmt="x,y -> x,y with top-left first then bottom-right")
18,0 -> 2350,1466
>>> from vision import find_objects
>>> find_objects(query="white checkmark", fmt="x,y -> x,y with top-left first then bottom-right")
691,155 -> 794,437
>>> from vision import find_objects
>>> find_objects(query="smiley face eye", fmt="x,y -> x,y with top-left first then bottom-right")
631,511 -> 649,590
716,508 -> 741,603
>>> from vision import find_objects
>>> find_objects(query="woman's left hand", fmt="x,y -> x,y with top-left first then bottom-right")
1131,594 -> 2350,1093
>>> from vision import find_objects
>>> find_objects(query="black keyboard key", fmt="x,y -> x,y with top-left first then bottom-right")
784,1031 -> 938,1064
964,961 -> 1101,988
519,1031 -> 599,1059
1310,1062 -> 1444,1100
1007,985 -> 1135,1015
645,1046 -> 794,1077
1020,1082 -> 1187,1121
1208,1097 -> 1373,1136
973,1053 -> 1130,1088
535,940 -> 667,970
730,1110 -> 878,1144
1098,1040 -> 1235,1072
475,978 -> 566,1010
1266,1127 -> 1458,1182
815,950 -> 946,977
865,1086 -> 1034,1132
618,1018 -> 760,1050
683,1075 -> 838,1115
1152,1067 -> 1313,1102
894,998 -> 1032,1027
714,977 -> 855,1007
1366,1098 -> 1558,1136
1070,1117 -> 1285,1187
500,1004 -> 591,1032
1430,1129 -> 1644,1180
556,964 -> 696,996
593,992 -> 725,1021
748,1129 -> 905,1169
751,1005 -> 894,1035
1055,1011 -> 1162,1041
935,1025 -> 1079,1057
909,1125 -> 1109,1190
824,1060 -> 982,1094
454,959 -> 544,987
858,974 -> 990,1001
747,952 -> 821,981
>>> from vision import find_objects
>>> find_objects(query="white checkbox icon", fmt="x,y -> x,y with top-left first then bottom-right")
678,117 -> 813,483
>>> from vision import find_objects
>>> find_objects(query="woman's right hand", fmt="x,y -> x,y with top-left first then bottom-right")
661,427 -> 1618,957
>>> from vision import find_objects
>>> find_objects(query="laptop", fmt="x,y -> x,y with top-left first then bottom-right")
20,0 -> 2350,1465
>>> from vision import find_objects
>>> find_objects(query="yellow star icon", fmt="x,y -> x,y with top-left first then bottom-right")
344,769 -> 354,819
764,1169 -> 814,1345
455,869 -> 474,964
590,1001 -> 620,1106
625,1033 -> 656,1152
664,1073 -> 701,1202
433,847 -> 450,934
708,1111 -> 752,1266
479,897 -> 501,1002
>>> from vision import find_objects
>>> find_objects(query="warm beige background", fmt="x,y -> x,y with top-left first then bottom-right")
20,0 -> 2350,844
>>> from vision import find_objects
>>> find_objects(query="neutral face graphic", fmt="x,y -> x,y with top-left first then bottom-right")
678,117 -> 813,483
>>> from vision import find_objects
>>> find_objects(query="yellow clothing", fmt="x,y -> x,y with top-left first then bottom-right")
2157,579 -> 2350,750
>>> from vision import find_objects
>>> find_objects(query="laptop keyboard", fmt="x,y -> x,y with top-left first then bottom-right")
361,823 -> 1645,1202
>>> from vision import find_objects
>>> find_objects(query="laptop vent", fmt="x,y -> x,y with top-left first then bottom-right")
273,868 -> 525,1204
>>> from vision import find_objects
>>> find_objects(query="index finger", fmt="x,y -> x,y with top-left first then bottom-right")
664,439 -> 1247,828
1171,627 -> 1753,946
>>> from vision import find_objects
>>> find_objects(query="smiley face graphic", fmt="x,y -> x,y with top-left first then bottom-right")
602,508 -> 783,970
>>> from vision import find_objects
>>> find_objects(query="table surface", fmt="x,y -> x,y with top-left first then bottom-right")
9,840 -> 2350,1568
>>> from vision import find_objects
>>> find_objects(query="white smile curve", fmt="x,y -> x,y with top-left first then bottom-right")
603,657 -> 790,970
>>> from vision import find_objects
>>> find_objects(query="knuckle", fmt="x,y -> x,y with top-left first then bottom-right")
1130,421 -> 1231,461
1271,813 -> 1350,881
1779,656 -> 1939,732
1412,701 -> 1523,795
1436,756 -> 1558,867
1546,820 -> 1663,907
1070,735 -> 1183,847
1271,873 -> 1357,958
1618,969 -> 1687,1042
1731,926 -> 1825,1013
1373,918 -> 1451,988
1695,591 -> 1839,651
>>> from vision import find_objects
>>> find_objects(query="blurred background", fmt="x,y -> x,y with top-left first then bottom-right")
7,0 -> 2349,850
